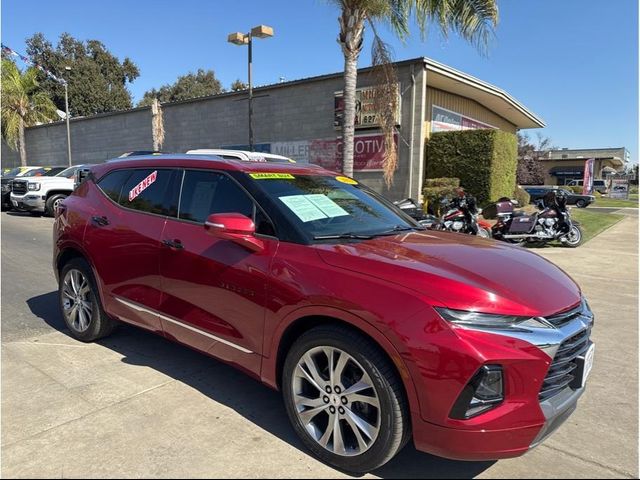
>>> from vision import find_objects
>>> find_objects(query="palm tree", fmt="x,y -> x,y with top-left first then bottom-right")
1,59 -> 58,166
335,0 -> 499,185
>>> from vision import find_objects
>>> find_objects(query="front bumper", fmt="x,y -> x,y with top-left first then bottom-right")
413,383 -> 585,460
403,301 -> 594,461
10,193 -> 46,212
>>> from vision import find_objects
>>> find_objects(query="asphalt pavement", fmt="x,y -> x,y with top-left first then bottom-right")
1,210 -> 638,478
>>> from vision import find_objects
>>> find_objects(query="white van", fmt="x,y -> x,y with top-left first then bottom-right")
566,179 -> 608,194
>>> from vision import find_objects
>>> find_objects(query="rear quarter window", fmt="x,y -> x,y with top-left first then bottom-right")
96,169 -> 132,203
119,169 -> 177,216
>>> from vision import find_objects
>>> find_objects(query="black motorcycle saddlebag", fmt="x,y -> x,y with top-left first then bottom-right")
508,215 -> 536,234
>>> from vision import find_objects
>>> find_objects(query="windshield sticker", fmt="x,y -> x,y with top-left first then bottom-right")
305,194 -> 349,218
335,176 -> 358,185
128,170 -> 157,201
279,195 -> 328,222
250,173 -> 295,180
279,194 -> 350,222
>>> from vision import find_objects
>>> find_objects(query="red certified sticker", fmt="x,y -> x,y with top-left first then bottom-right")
129,170 -> 158,201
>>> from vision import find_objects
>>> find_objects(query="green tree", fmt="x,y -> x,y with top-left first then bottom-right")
230,79 -> 248,91
25,33 -> 140,117
138,69 -> 224,107
334,0 -> 498,185
1,59 -> 58,166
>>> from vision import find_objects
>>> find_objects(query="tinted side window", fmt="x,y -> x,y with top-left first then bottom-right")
118,169 -> 176,215
97,169 -> 132,203
179,171 -> 253,223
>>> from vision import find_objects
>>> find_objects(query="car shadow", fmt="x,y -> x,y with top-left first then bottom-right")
27,291 -> 495,479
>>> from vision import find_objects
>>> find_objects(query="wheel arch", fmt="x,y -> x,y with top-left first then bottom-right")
266,311 -> 421,418
55,244 -> 107,307
46,189 -> 72,200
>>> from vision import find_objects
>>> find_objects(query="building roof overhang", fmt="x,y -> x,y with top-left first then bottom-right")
423,58 -> 545,130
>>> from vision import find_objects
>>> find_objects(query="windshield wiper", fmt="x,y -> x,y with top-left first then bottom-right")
373,225 -> 426,236
313,232 -> 375,240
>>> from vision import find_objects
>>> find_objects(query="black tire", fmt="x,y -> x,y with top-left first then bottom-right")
45,193 -> 67,216
282,325 -> 410,473
576,199 -> 587,208
58,257 -> 117,342
563,225 -> 583,248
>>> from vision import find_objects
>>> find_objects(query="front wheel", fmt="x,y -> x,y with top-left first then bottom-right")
46,194 -> 67,216
282,326 -> 410,473
576,199 -> 587,208
477,227 -> 492,238
563,225 -> 583,247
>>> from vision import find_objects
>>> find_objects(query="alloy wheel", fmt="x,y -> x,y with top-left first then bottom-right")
61,269 -> 93,332
565,226 -> 582,246
292,346 -> 381,457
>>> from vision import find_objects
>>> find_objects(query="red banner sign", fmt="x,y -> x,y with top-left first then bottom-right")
308,133 -> 398,172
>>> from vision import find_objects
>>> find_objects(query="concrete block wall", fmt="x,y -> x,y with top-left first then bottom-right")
1,61 -> 426,200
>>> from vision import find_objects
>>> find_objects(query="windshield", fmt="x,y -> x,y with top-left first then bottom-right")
3,167 -> 24,177
56,166 -> 79,178
250,174 -> 418,240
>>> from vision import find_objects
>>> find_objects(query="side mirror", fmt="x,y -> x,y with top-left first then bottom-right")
204,213 -> 264,253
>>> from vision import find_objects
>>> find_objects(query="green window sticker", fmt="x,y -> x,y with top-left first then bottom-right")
305,194 -> 349,218
279,195 -> 350,223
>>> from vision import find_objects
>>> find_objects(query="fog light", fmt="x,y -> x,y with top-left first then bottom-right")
450,365 -> 504,419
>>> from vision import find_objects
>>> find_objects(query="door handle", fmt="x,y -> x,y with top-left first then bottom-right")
91,215 -> 109,226
162,239 -> 184,250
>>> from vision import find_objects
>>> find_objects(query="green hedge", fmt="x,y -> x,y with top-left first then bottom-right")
423,177 -> 460,215
513,185 -> 531,206
425,129 -> 518,204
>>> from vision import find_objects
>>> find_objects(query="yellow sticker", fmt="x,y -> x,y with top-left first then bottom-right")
335,176 -> 358,185
249,173 -> 295,180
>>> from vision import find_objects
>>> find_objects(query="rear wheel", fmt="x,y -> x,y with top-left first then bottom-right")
563,225 -> 583,247
59,258 -> 116,342
46,194 -> 67,216
282,326 -> 410,473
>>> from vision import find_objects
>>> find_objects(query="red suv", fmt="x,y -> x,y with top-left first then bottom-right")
53,155 -> 595,472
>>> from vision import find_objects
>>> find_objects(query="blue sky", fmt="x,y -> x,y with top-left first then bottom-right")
2,0 -> 638,163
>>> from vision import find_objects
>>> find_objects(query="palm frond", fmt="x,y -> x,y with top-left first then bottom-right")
369,21 -> 399,188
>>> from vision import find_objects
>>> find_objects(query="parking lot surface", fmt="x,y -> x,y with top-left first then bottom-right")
2,211 -> 638,478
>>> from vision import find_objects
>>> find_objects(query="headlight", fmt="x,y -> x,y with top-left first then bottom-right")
1,184 -> 10,192
27,183 -> 41,191
435,307 -> 550,330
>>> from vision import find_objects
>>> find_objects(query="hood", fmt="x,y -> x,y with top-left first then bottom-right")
315,231 -> 580,317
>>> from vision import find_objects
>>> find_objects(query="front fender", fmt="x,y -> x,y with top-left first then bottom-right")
261,304 -> 424,418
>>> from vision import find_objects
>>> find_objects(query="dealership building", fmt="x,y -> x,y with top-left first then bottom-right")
1,57 -> 545,200
538,147 -> 630,185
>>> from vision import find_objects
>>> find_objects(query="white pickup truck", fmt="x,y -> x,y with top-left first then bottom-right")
10,165 -> 88,216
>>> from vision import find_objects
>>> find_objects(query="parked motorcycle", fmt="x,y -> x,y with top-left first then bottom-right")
393,198 -> 441,229
435,191 -> 492,238
485,190 -> 583,247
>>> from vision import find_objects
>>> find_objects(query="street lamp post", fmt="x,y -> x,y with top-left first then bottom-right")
227,25 -> 274,152
63,66 -> 72,166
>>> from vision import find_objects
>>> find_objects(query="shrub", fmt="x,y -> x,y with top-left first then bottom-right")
423,177 -> 460,215
567,185 -> 583,194
425,129 -> 518,204
513,185 -> 531,206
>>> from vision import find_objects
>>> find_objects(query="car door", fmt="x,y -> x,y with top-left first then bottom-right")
158,169 -> 278,376
84,167 -> 179,333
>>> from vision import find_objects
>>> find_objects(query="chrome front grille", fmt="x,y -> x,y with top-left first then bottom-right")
539,328 -> 591,401
11,180 -> 27,195
545,303 -> 583,328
